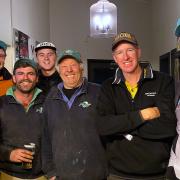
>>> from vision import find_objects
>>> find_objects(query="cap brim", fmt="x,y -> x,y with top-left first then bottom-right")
35,46 -> 56,52
175,26 -> 180,36
112,40 -> 138,51
58,55 -> 81,64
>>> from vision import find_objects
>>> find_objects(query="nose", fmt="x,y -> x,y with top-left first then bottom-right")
23,73 -> 29,79
44,54 -> 49,60
66,65 -> 73,72
123,51 -> 129,59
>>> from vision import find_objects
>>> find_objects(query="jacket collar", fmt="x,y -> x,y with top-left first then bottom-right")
48,77 -> 88,100
6,86 -> 43,105
112,61 -> 154,84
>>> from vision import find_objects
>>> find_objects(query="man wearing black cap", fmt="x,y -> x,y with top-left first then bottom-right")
35,42 -> 61,95
0,40 -> 13,96
96,32 -> 177,179
42,49 -> 107,180
0,59 -> 46,180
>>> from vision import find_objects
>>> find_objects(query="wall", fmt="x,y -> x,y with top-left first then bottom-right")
0,0 -> 50,73
152,0 -> 180,69
1,0 -> 180,74
49,0 -> 152,76
12,0 -> 50,43
0,0 -> 13,72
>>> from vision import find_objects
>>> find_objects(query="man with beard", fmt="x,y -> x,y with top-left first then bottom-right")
35,42 -> 61,95
0,59 -> 46,180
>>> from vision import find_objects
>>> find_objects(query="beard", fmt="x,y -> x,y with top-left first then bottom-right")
16,79 -> 36,94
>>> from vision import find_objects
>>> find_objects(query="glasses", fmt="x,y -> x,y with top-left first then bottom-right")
0,54 -> 6,59
113,48 -> 136,58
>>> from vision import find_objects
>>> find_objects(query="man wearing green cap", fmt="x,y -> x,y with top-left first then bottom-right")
0,40 -> 13,96
42,49 -> 107,180
0,59 -> 46,180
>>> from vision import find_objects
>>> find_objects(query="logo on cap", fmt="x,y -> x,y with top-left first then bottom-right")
112,32 -> 138,51
35,42 -> 56,52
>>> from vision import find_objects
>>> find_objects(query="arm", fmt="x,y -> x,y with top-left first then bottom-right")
96,81 -> 146,135
96,76 -> 176,139
137,75 -> 177,139
0,115 -> 14,161
41,107 -> 57,179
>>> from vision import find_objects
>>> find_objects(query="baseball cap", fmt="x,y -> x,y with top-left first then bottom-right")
35,42 -> 56,52
112,32 -> 138,51
13,58 -> 38,75
0,40 -> 7,54
175,18 -> 180,37
58,49 -> 82,64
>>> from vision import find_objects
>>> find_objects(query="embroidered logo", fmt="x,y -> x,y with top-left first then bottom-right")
79,101 -> 91,108
36,107 -> 43,113
145,92 -> 157,97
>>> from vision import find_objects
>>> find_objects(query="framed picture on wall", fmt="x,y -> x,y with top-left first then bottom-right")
13,28 -> 38,62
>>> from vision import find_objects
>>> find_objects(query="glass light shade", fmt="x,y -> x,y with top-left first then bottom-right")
90,0 -> 117,38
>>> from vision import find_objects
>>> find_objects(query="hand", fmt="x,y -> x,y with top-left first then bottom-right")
49,177 -> 56,180
140,107 -> 160,121
10,148 -> 33,163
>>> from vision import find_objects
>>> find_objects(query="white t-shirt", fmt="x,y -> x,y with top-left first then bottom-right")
169,97 -> 180,178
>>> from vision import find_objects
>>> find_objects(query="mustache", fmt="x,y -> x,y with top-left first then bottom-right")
19,79 -> 33,84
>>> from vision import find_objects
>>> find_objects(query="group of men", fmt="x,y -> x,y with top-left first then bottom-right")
0,31 -> 178,180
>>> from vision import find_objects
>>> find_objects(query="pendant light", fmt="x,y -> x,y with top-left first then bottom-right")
90,0 -> 117,38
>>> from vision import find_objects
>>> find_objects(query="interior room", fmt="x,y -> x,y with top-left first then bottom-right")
0,0 -> 180,81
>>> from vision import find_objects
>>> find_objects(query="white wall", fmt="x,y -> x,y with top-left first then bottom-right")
49,0 -> 152,76
152,0 -> 180,69
1,0 -> 180,74
12,0 -> 50,42
0,0 -> 50,73
0,0 -> 13,73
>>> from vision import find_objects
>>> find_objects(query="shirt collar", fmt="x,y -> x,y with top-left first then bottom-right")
112,61 -> 154,85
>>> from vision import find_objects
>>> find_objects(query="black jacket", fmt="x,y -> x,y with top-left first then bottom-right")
0,67 -> 12,80
96,63 -> 177,178
42,79 -> 107,180
37,70 -> 61,95
0,88 -> 45,179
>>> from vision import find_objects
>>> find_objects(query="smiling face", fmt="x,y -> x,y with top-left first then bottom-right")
58,58 -> 83,89
13,66 -> 38,94
36,48 -> 57,74
113,43 -> 141,76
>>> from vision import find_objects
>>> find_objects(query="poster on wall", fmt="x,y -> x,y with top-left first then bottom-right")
14,29 -> 29,60
13,28 -> 38,62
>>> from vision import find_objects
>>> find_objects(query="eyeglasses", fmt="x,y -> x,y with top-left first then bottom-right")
0,54 -> 6,59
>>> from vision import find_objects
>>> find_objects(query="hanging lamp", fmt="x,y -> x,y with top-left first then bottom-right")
90,0 -> 117,38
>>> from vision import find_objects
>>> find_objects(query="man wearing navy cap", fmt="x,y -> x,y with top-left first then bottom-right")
35,42 -> 61,95
96,32 -> 176,180
42,49 -> 107,180
0,40 -> 13,96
